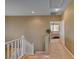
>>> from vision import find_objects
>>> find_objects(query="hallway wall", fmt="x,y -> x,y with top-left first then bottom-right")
5,16 -> 62,51
63,0 -> 74,54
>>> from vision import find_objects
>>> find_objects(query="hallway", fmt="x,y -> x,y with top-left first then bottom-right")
21,39 -> 73,59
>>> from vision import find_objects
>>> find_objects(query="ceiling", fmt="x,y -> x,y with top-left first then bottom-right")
5,0 -> 69,16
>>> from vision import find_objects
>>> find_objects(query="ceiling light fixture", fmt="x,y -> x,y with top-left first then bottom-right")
32,11 -> 35,14
50,8 -> 61,12
55,8 -> 60,12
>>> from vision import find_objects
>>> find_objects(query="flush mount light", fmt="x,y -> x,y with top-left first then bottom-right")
55,8 -> 60,12
32,11 -> 35,14
50,8 -> 61,12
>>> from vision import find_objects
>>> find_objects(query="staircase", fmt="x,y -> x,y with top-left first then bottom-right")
20,39 -> 73,59
5,36 -> 73,59
5,35 -> 34,59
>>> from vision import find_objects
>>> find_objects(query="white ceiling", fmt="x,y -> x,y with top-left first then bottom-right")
5,0 -> 68,16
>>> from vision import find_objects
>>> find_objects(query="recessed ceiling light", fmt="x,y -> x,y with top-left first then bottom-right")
50,8 -> 61,12
32,11 -> 35,14
55,8 -> 60,11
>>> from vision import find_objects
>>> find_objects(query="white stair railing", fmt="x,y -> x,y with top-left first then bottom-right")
5,35 -> 34,59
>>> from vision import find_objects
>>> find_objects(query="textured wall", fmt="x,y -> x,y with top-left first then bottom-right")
5,16 -> 62,51
63,0 -> 74,54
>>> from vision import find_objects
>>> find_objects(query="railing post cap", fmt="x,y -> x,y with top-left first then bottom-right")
21,35 -> 24,38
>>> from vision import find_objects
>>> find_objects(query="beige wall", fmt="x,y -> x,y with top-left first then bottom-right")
5,16 -> 62,51
63,0 -> 74,54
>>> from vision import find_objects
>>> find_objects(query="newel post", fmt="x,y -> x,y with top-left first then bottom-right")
21,35 -> 25,56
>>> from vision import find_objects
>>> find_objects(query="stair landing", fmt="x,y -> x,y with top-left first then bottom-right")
21,39 -> 74,59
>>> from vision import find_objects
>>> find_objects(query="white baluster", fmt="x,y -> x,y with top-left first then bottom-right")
31,43 -> 34,55
17,40 -> 20,57
21,39 -> 24,56
19,39 -> 21,56
14,41 -> 17,59
7,44 -> 10,59
11,42 -> 13,58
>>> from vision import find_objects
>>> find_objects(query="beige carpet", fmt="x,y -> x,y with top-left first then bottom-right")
21,39 -> 73,59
